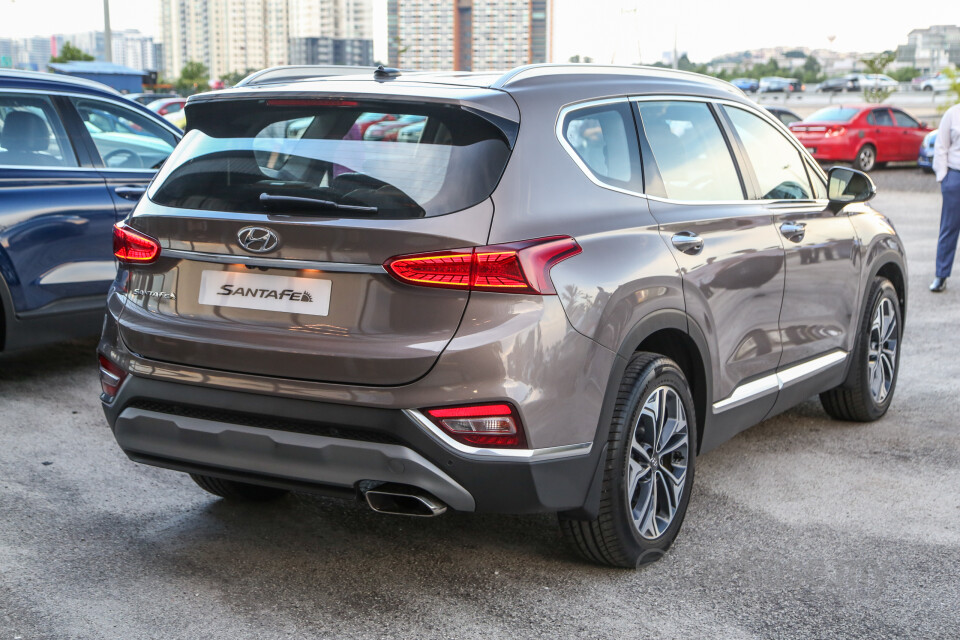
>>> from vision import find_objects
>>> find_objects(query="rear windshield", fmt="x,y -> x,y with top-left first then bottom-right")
804,107 -> 860,123
148,99 -> 512,218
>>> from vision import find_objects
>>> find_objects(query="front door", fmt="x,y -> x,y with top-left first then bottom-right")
635,100 -> 786,420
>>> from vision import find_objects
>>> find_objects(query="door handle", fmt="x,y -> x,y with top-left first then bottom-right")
780,221 -> 806,242
115,185 -> 147,201
671,232 -> 704,255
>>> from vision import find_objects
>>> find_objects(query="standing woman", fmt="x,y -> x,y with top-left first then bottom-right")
931,101 -> 960,292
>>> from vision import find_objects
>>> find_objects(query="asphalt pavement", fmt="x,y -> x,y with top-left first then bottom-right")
2,168 -> 959,639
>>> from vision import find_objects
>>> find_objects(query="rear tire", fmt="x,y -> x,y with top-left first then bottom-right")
190,474 -> 289,501
560,354 -> 697,568
853,144 -> 877,172
820,277 -> 901,422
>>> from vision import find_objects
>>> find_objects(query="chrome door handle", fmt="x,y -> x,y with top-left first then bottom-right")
780,221 -> 806,242
671,232 -> 703,255
115,185 -> 147,201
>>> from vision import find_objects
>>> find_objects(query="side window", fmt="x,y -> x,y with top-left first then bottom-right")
71,98 -> 177,170
725,106 -> 813,200
0,94 -> 77,167
892,110 -> 919,128
561,102 -> 642,192
636,100 -> 743,201
869,109 -> 894,126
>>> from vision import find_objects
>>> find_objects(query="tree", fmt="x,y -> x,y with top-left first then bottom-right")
220,68 -> 257,87
859,52 -> 896,103
889,67 -> 921,83
175,61 -> 209,96
50,42 -> 94,63
801,55 -> 823,84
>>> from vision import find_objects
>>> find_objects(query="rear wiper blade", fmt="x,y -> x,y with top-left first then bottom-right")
259,193 -> 379,214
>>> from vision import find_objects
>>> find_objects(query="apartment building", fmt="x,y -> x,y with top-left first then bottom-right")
896,25 -> 960,73
158,0 -> 372,81
388,0 -> 552,72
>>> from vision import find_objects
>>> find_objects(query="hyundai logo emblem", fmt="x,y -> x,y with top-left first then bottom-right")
237,226 -> 280,253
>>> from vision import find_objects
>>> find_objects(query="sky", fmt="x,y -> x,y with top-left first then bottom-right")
1,0 -> 957,64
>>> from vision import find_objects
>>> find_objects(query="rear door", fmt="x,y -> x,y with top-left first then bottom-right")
65,96 -> 179,220
635,99 -> 785,418
116,97 -> 515,385
866,108 -> 899,161
721,104 -> 861,369
0,91 -> 116,314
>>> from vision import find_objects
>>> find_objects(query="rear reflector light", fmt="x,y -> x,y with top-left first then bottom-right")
266,99 -> 359,107
98,354 -> 127,398
825,126 -> 847,138
424,403 -> 526,448
113,222 -> 160,264
384,236 -> 581,295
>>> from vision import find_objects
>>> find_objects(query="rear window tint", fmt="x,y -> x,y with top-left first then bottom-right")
804,107 -> 860,123
149,99 -> 512,218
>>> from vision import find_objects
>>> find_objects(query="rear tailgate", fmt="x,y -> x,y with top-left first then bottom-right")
116,92 -> 516,385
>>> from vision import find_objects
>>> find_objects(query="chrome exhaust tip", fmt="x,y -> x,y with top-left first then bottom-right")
364,485 -> 448,517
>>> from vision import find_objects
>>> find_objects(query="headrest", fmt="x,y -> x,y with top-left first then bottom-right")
1,111 -> 51,152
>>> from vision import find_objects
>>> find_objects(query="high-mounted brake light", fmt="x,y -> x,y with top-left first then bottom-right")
424,403 -> 526,448
266,99 -> 359,107
384,236 -> 581,295
113,222 -> 160,264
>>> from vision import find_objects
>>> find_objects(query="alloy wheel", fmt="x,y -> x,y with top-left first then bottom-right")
868,297 -> 898,404
858,147 -> 875,171
626,385 -> 690,540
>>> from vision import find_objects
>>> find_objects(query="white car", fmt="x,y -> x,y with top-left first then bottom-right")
921,73 -> 953,92
855,74 -> 899,90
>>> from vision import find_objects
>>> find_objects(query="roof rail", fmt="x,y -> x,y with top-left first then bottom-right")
0,68 -> 120,94
491,63 -> 743,95
234,65 -> 378,87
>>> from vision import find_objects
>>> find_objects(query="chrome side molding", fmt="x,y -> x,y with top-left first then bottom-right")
713,350 -> 848,414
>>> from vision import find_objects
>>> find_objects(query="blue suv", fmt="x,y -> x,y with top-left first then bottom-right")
0,70 -> 181,351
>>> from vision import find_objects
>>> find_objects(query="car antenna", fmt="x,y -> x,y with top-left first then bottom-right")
374,65 -> 401,81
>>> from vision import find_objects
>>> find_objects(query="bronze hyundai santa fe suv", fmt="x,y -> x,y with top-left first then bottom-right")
99,65 -> 907,567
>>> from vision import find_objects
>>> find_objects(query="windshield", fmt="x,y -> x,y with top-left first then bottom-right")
149,99 -> 512,218
804,107 -> 860,123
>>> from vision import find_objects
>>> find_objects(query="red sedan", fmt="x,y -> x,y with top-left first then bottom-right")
789,105 -> 931,171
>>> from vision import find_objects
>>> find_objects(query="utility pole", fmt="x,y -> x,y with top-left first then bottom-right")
103,0 -> 113,63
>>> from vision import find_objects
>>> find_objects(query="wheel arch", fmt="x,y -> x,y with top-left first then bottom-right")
874,259 -> 907,327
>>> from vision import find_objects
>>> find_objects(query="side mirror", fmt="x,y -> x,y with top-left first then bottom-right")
828,166 -> 876,212
920,121 -> 929,129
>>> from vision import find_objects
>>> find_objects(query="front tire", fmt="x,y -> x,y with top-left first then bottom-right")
560,354 -> 697,568
853,144 -> 877,172
820,277 -> 901,421
190,474 -> 290,501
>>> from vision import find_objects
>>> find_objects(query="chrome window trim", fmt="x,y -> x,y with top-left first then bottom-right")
713,350 -> 848,413
403,409 -> 593,461
0,87 -> 184,138
555,93 -> 830,206
0,164 -> 99,172
161,248 -> 386,274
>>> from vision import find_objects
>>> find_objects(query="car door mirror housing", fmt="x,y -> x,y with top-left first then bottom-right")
827,166 -> 876,211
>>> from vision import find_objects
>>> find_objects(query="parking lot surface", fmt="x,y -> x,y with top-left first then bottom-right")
2,168 -> 959,639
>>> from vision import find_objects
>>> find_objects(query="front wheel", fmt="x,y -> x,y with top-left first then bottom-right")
853,144 -> 877,172
560,354 -> 697,568
820,277 -> 902,421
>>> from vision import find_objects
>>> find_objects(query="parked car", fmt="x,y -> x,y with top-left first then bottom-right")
765,106 -> 802,126
817,75 -> 857,92
100,64 -> 906,568
146,97 -> 187,116
125,92 -> 179,105
162,110 -> 187,131
760,76 -> 804,93
730,77 -> 759,93
789,104 -> 931,171
921,72 -> 953,92
396,119 -> 426,142
363,114 -> 427,141
853,74 -> 899,90
0,69 -> 181,352
918,130 -> 937,172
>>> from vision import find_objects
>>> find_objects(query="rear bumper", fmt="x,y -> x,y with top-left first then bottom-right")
103,375 -> 606,515
801,138 -> 855,162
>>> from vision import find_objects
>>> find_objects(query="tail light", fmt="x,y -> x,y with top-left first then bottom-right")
98,354 -> 127,398
424,403 -> 526,448
825,126 -> 847,138
384,236 -> 581,295
113,222 -> 160,264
